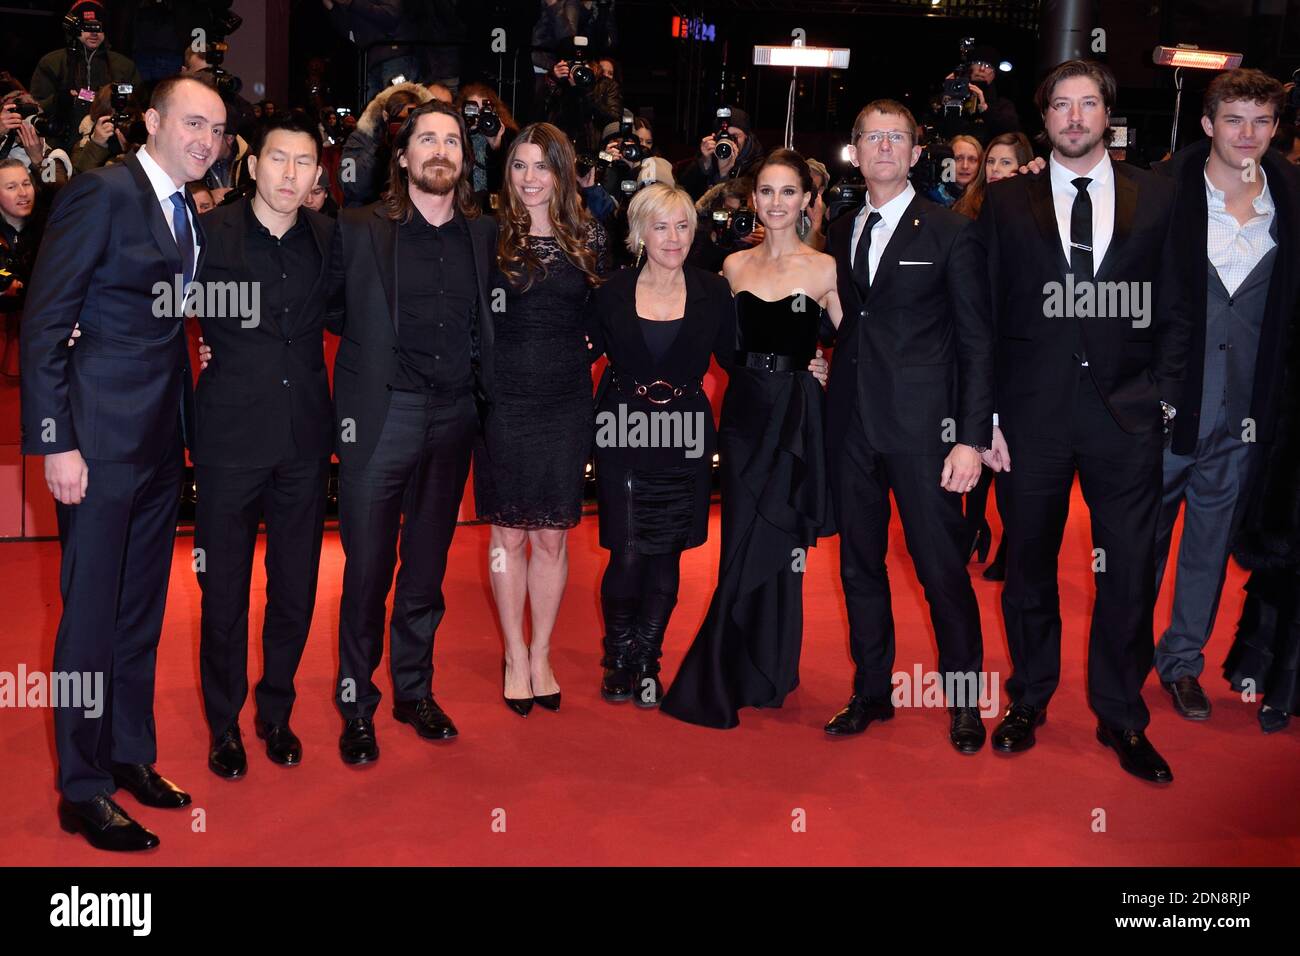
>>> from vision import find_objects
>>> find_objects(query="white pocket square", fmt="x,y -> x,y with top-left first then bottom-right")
898,260 -> 934,266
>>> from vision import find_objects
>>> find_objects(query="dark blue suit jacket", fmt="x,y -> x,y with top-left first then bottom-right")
21,151 -> 203,463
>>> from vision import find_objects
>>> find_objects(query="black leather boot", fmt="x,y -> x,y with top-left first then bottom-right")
600,595 -> 640,703
630,593 -> 675,709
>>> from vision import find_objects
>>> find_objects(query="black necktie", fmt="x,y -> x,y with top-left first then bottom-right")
1069,177 -> 1092,365
853,209 -> 882,298
1069,177 -> 1093,282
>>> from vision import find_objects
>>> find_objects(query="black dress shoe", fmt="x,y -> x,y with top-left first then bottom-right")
533,691 -> 561,712
1096,724 -> 1174,783
991,703 -> 1046,753
1258,705 -> 1291,734
339,717 -> 379,765
255,718 -> 302,766
208,726 -> 247,779
949,706 -> 986,754
1162,676 -> 1211,721
393,696 -> 458,740
58,794 -> 160,852
109,763 -> 191,808
982,540 -> 1007,581
824,696 -> 894,736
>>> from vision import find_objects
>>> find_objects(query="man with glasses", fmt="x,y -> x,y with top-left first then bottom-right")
822,99 -> 994,754
966,60 -> 1190,782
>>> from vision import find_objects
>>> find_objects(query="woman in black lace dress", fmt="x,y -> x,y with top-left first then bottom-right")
473,122 -> 607,715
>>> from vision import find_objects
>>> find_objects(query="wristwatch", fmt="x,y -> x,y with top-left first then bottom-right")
967,443 -> 989,454
1160,401 -> 1176,425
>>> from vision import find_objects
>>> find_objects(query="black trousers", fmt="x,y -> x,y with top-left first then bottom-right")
196,457 -> 329,736
335,390 -> 477,719
53,428 -> 184,802
1000,368 -> 1162,730
832,403 -> 984,700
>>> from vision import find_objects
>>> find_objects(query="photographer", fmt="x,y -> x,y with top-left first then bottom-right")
1,157 -> 43,376
674,106 -> 765,202
455,82 -> 518,208
323,0 -> 465,104
29,1 -> 142,154
1,93 -> 73,186
686,176 -> 762,272
540,36 -> 623,155
70,83 -> 142,174
531,0 -> 619,79
339,81 -> 431,207
203,122 -> 251,205
938,43 -> 1020,144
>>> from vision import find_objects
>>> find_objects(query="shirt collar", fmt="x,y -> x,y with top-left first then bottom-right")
244,195 -> 306,240
1204,162 -> 1274,216
137,145 -> 186,204
1049,150 -> 1112,193
862,180 -> 915,230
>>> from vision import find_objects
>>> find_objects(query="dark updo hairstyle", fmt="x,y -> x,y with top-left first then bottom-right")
753,148 -> 815,196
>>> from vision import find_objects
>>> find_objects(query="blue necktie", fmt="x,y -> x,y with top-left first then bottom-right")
169,191 -> 194,290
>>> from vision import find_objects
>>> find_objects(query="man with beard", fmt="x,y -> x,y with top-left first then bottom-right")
327,101 -> 498,763
966,60 -> 1191,782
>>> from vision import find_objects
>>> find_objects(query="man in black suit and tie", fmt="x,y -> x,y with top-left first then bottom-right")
21,73 -> 227,850
192,115 -> 336,779
823,99 -> 994,753
327,101 -> 498,763
969,60 -> 1191,782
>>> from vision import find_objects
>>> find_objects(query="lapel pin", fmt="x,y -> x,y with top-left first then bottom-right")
913,218 -> 919,226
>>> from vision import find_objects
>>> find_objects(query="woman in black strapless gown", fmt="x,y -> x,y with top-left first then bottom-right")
662,150 -> 841,729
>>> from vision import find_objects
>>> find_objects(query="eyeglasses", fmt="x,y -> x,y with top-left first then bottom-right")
860,131 -> 910,146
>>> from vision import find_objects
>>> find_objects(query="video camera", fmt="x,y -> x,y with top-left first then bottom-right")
941,37 -> 978,116
463,100 -> 502,139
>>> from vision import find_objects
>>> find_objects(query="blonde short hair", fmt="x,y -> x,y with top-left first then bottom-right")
625,182 -> 697,254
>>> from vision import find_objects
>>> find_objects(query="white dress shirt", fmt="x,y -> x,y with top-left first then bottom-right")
1205,165 -> 1275,296
1049,151 -> 1114,272
850,181 -> 916,284
136,144 -> 199,258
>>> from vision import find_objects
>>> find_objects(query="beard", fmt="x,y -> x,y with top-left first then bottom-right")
409,158 -> 457,196
1050,124 -> 1105,159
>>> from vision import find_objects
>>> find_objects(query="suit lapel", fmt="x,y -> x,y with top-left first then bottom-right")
1027,172 -> 1069,277
1096,166 -> 1136,282
370,206 -> 399,332
865,194 -> 923,303
830,209 -> 863,342
126,152 -> 184,281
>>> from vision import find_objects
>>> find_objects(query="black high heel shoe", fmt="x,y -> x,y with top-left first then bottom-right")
503,661 -> 533,717
968,521 -> 991,564
533,690 -> 561,712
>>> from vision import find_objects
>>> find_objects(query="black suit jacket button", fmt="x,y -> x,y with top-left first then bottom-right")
860,309 -> 867,317
282,378 -> 290,387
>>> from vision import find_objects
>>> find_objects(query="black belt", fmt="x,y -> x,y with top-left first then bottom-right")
736,350 -> 802,372
608,368 -> 703,405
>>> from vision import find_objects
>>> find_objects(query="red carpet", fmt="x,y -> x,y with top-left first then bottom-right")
0,486 -> 1297,866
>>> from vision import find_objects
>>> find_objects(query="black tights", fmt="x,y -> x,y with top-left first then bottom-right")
601,549 -> 683,635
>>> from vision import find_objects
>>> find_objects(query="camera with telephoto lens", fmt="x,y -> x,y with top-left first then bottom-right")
463,101 -> 502,139
941,37 -> 977,116
198,0 -> 243,96
62,10 -> 104,45
712,107 -> 738,162
710,204 -> 755,244
110,83 -> 134,129
569,36 -> 596,89
613,109 -> 643,165
10,100 -> 54,140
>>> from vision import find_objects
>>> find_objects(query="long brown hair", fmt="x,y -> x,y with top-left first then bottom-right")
496,122 -> 599,290
952,131 -> 1034,220
381,100 -> 480,223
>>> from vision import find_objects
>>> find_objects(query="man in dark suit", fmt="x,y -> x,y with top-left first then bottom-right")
21,73 -> 227,850
823,99 -> 994,753
969,60 -> 1191,782
1149,70 -> 1300,722
327,101 -> 498,764
191,115 -> 336,779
